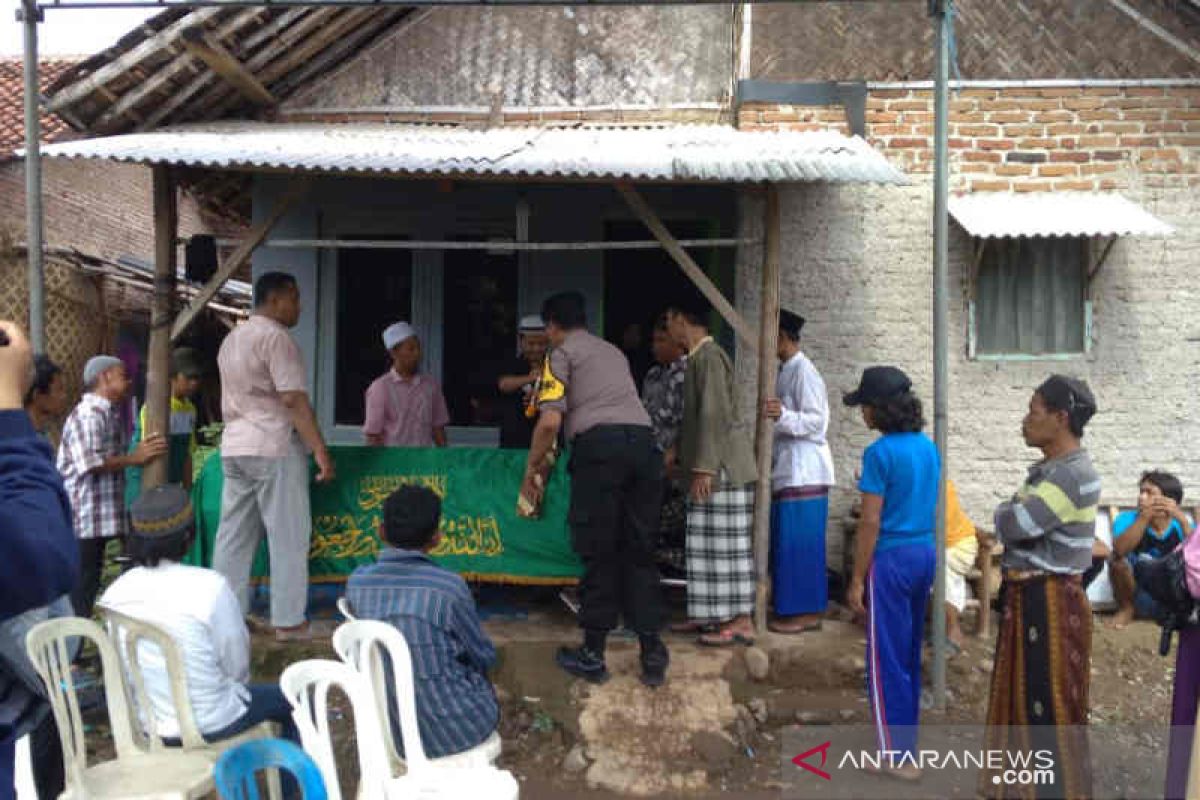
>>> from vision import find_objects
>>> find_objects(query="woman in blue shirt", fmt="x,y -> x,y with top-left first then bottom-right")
844,366 -> 939,781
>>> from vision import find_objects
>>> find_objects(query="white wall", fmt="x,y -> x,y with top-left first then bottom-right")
736,183 -> 1200,569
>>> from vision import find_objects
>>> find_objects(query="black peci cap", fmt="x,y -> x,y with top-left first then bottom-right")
779,309 -> 806,341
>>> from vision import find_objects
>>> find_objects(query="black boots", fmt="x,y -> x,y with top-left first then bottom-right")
555,631 -> 671,688
639,634 -> 669,688
555,645 -> 611,684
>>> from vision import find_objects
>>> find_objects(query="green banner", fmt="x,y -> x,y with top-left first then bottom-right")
188,446 -> 581,584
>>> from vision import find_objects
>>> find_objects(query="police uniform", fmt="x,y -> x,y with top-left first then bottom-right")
537,329 -> 665,646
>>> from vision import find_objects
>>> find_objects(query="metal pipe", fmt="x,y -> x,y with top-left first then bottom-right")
254,237 -> 756,251
37,0 -> 924,9
21,0 -> 45,352
870,77 -> 1200,89
930,0 -> 951,710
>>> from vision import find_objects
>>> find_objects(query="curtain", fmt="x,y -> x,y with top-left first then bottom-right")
976,237 -> 1086,355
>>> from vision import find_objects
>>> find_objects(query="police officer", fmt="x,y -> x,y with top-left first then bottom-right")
522,291 -> 669,687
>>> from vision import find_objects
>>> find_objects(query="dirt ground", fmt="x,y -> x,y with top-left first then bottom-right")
249,591 -> 1179,799
79,589 -> 1179,799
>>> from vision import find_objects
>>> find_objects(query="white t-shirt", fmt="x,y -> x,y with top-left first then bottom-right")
99,562 -> 250,738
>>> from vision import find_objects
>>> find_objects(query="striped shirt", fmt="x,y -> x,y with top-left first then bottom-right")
345,549 -> 498,758
57,393 -> 128,541
995,448 -> 1101,574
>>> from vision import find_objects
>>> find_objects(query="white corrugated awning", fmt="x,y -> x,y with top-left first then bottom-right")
29,122 -> 909,185
949,192 -> 1174,238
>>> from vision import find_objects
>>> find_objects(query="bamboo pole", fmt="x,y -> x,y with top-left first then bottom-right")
752,185 -> 781,635
143,165 -> 177,489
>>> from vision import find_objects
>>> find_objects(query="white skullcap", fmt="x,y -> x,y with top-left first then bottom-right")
518,314 -> 546,332
382,321 -> 417,350
83,355 -> 124,387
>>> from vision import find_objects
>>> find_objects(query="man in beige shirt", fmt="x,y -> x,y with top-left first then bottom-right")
213,272 -> 334,641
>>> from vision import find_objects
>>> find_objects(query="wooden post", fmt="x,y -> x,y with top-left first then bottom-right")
143,165 -> 177,490
172,177 -> 310,343
751,185 -> 781,635
616,183 -> 757,353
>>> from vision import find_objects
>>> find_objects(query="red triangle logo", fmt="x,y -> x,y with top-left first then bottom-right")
792,741 -> 833,781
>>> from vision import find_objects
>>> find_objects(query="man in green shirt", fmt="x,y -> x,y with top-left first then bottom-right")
127,348 -> 202,502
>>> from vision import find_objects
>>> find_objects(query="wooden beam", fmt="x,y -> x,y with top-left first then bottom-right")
186,10 -> 337,122
171,177 -> 311,342
751,185 -> 781,635
207,9 -> 374,120
181,27 -> 277,107
1087,235 -> 1118,283
143,166 -> 178,489
94,9 -> 265,132
46,8 -> 225,112
615,182 -> 757,351
138,10 -> 308,131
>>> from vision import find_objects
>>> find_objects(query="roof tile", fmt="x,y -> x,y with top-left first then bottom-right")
0,57 -> 81,157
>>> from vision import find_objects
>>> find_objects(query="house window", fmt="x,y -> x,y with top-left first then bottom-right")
334,247 -> 413,426
972,237 -> 1088,358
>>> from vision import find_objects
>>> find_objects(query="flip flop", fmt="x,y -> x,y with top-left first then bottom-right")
768,620 -> 823,634
698,628 -> 755,647
670,621 -> 716,634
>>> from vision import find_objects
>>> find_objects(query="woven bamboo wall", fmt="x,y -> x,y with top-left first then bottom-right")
0,239 -> 110,403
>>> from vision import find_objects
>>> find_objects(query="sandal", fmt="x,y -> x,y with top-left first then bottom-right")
698,628 -> 755,647
670,620 -> 716,634
768,619 -> 823,635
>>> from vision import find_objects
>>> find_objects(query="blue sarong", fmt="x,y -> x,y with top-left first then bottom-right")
769,487 -> 830,616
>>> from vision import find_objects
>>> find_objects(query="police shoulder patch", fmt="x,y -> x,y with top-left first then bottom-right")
537,357 -> 565,403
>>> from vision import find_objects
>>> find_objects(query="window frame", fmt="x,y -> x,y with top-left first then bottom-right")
966,235 -> 1097,362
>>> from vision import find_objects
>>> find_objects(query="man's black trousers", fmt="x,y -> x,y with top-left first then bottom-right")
567,425 -> 664,635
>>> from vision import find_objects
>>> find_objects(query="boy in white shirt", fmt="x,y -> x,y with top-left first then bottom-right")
99,485 -> 296,745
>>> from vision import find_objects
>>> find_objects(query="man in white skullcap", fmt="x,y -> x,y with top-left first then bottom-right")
363,322 -> 450,448
58,354 -> 166,617
493,315 -> 549,449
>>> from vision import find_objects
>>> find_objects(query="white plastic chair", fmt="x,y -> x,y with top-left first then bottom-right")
280,658 -> 517,800
98,606 -> 282,798
330,620 -> 502,774
336,597 -> 357,621
25,616 -> 215,799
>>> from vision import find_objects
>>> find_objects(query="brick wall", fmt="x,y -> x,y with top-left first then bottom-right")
0,159 -> 213,259
735,83 -> 1200,566
739,84 -> 1200,192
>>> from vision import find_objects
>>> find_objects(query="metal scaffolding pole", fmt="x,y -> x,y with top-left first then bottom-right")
20,0 -> 45,352
930,0 -> 952,709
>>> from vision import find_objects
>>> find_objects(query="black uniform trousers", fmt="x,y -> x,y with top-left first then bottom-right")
567,424 -> 664,635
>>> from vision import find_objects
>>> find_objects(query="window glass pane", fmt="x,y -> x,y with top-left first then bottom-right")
335,247 -> 413,426
442,248 -> 518,428
976,237 -> 1085,355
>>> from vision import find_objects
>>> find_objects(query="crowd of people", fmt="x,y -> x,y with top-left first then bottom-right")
0,266 -> 1197,800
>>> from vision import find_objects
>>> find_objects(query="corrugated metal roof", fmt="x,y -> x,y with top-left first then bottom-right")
31,122 -> 909,185
949,192 -> 1174,238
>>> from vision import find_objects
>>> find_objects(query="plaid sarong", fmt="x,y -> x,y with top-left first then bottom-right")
685,481 -> 755,622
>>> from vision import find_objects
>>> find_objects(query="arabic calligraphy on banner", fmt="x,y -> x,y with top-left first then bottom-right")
190,445 -> 581,584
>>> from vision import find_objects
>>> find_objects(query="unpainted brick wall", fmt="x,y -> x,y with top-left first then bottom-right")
739,85 -> 1200,192
0,159 -> 212,259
